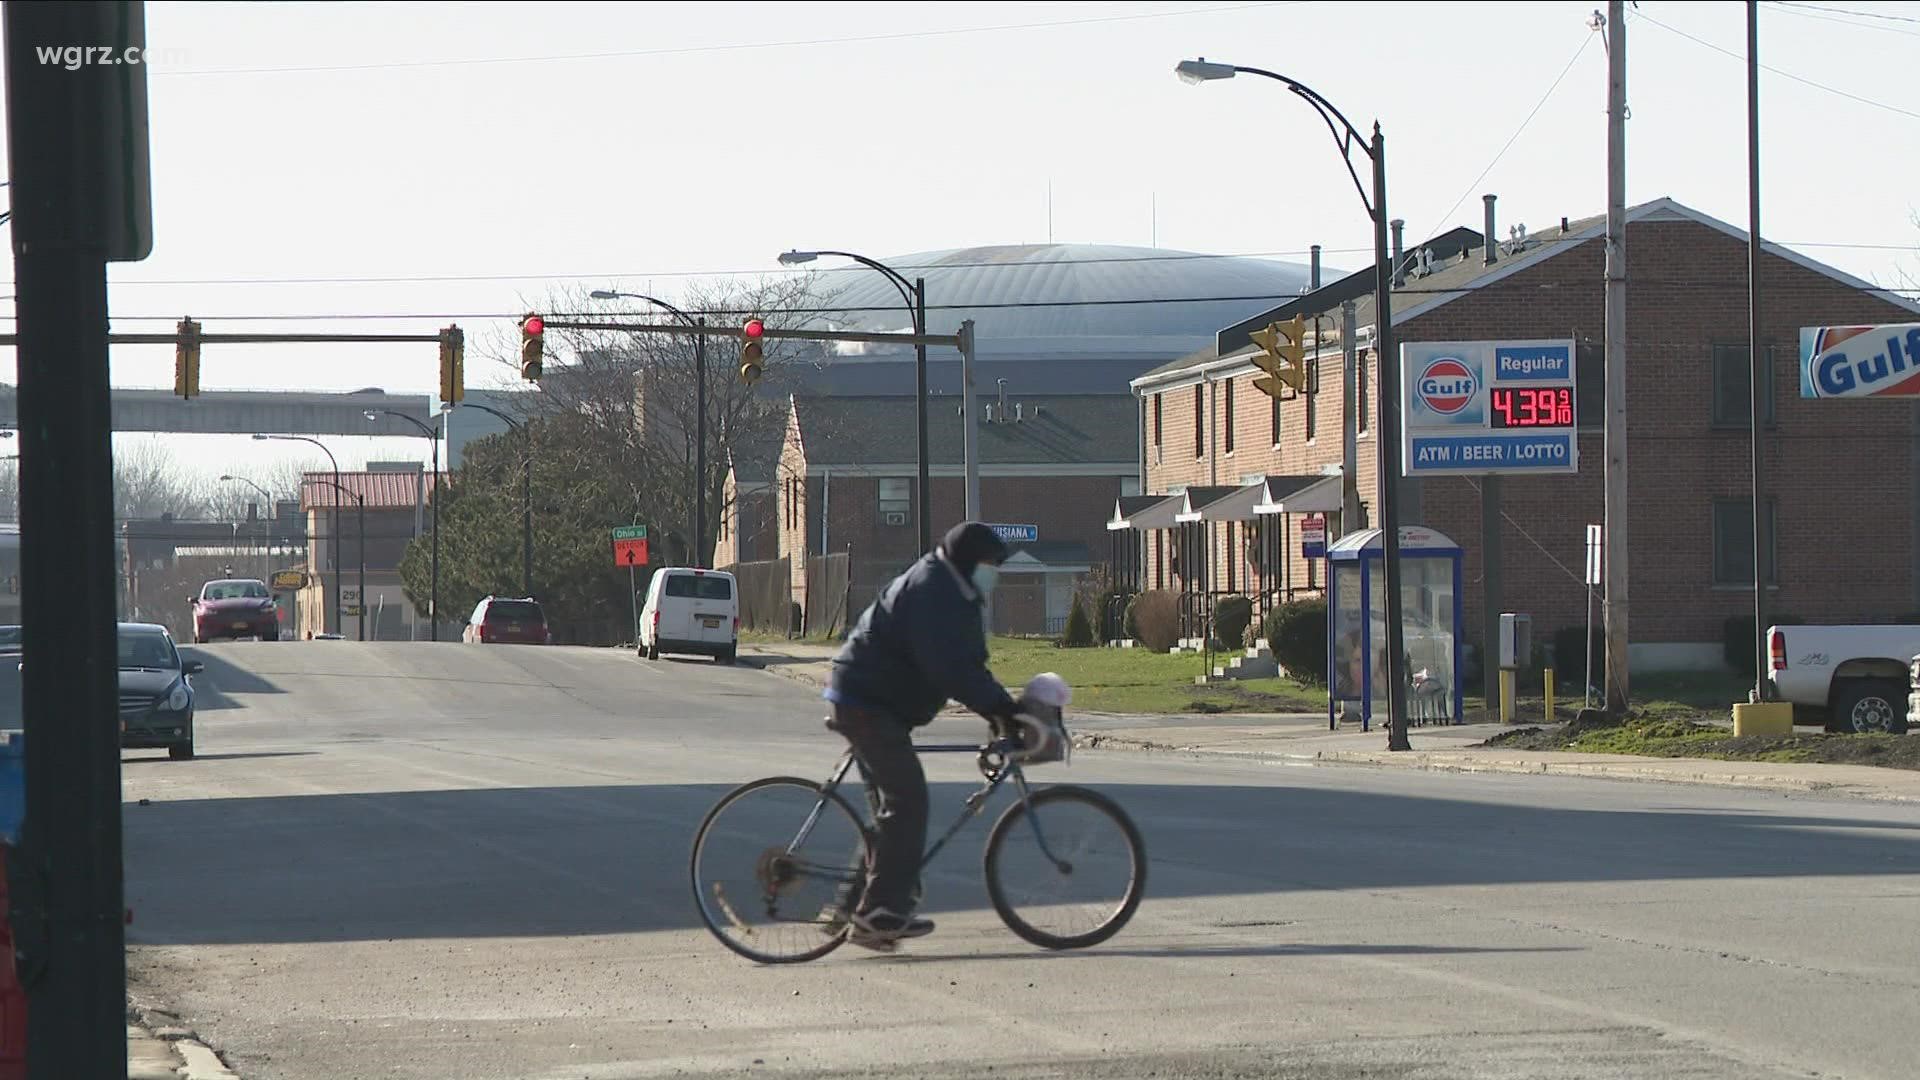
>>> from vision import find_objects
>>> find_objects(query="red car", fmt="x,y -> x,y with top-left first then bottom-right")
191,578 -> 279,643
462,596 -> 552,645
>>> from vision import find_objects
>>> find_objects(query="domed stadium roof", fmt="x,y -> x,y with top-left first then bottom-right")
812,243 -> 1317,358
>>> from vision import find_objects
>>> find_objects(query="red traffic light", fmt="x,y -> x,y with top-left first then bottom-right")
743,318 -> 765,339
523,315 -> 544,337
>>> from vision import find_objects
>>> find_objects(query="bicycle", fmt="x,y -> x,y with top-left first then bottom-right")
689,722 -> 1148,964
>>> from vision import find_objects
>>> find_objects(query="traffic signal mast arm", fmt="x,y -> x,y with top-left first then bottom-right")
538,319 -> 964,349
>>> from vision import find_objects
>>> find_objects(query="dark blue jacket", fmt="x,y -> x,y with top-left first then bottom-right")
827,551 -> 1015,728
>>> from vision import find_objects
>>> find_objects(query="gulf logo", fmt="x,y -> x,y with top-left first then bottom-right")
1417,357 -> 1478,414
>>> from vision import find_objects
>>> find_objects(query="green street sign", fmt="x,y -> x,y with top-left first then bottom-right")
612,525 -> 648,541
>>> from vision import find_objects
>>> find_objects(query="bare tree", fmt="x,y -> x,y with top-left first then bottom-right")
201,458 -> 324,523
480,275 -> 837,564
112,442 -> 207,520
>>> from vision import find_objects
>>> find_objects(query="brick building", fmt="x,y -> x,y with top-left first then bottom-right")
298,468 -> 454,641
1126,197 -> 1920,670
771,391 -> 1139,635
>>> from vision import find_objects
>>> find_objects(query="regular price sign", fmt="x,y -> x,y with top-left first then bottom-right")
1401,340 -> 1579,477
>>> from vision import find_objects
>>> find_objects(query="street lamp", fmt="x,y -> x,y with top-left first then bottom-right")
1175,56 -> 1414,752
778,249 -> 934,554
310,477 -> 366,641
219,474 -> 276,585
589,289 -> 710,568
452,402 -> 534,595
367,408 -> 443,640
253,433 -> 343,637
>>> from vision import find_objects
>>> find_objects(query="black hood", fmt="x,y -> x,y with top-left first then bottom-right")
939,521 -> 1011,577
118,669 -> 182,697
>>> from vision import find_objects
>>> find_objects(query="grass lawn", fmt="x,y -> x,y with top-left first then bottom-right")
987,637 -> 1324,716
1462,668 -> 1753,725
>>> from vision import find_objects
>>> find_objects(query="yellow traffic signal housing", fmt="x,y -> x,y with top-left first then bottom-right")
1248,314 -> 1308,397
439,325 -> 465,403
519,315 -> 544,382
174,317 -> 202,399
738,318 -> 766,385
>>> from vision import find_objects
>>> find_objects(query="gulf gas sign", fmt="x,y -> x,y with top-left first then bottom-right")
1401,340 -> 1579,477
1801,324 -> 1920,399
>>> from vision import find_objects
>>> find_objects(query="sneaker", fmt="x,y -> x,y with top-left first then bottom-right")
846,908 -> 934,951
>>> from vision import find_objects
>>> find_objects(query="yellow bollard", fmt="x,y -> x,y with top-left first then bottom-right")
1544,669 -> 1556,724
1499,669 -> 1515,724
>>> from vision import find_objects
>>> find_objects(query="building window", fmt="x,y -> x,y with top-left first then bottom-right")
1270,392 -> 1280,446
1305,376 -> 1317,441
1712,344 -> 1780,428
1357,348 -> 1370,435
1193,385 -> 1205,459
1153,393 -> 1163,449
1712,496 -> 1778,587
1224,378 -> 1236,454
1225,522 -> 1236,592
1577,341 -> 1604,429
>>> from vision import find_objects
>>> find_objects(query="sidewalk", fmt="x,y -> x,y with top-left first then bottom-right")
126,1012 -> 239,1080
737,643 -> 1920,803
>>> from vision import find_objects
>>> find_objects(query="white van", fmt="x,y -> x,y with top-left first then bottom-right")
638,567 -> 739,664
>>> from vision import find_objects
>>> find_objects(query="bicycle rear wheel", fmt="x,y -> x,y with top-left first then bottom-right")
984,785 -> 1146,951
690,776 -> 871,964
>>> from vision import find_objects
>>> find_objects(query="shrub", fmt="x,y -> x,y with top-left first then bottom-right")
1092,588 -> 1118,644
1264,598 -> 1329,683
1212,595 -> 1254,651
1723,611 -> 1803,678
1127,590 -> 1182,653
1061,596 -> 1096,648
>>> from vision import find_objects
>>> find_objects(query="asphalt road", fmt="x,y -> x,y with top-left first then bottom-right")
123,641 -> 1920,1080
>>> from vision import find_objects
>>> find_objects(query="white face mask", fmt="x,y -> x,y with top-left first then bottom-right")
972,563 -> 1001,596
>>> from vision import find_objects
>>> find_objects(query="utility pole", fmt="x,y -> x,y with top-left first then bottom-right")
5,4 -> 146,1076
1746,0 -> 1768,701
1481,193 -> 1504,703
1602,0 -> 1632,713
695,318 -> 708,568
1341,301 -> 1360,535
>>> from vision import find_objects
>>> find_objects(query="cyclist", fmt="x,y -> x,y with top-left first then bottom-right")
824,520 -> 1026,951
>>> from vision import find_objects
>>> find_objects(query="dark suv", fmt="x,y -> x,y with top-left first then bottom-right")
463,596 -> 551,646
191,579 -> 279,643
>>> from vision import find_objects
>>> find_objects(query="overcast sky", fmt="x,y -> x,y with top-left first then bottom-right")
7,0 -> 1920,477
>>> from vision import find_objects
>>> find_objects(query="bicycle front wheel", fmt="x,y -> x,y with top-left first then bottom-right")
984,785 -> 1146,951
690,776 -> 871,964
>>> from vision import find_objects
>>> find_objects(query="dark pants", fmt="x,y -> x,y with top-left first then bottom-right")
827,704 -> 927,916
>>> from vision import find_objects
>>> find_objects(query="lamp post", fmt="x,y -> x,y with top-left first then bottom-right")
220,474 -> 276,584
589,290 -> 709,567
778,250 -> 933,554
453,402 -> 534,595
367,409 -> 443,640
1175,57 -> 1413,751
253,433 -> 342,636
311,477 -> 366,641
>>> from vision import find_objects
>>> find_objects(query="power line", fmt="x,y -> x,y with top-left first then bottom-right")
1632,7 -> 1920,121
1424,31 -> 1597,239
154,2 -> 1307,77
28,233 -> 1907,293
1764,2 -> 1920,37
1767,1 -> 1920,28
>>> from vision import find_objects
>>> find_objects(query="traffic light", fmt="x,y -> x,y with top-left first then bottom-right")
439,324 -> 465,403
174,317 -> 202,399
1248,314 -> 1309,397
519,314 -> 544,382
738,317 -> 766,385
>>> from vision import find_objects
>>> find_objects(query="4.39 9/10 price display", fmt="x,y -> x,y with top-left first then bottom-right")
1490,386 -> 1574,429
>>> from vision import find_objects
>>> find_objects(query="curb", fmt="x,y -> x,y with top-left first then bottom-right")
1073,731 -> 1920,804
128,1002 -> 242,1080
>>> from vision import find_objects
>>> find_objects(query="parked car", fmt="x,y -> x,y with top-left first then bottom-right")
638,568 -> 738,664
191,578 -> 279,643
1766,623 -> 1920,734
462,596 -> 552,645
117,621 -> 202,760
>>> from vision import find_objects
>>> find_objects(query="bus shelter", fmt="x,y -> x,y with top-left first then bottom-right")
1326,526 -> 1464,731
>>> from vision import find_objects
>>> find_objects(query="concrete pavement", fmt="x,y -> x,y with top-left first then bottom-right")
114,639 -> 1920,1080
740,641 -> 1920,803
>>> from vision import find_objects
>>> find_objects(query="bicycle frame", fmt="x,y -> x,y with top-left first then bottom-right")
787,737 -> 1072,875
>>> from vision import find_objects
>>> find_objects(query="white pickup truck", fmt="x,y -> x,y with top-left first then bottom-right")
1766,624 -> 1920,734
